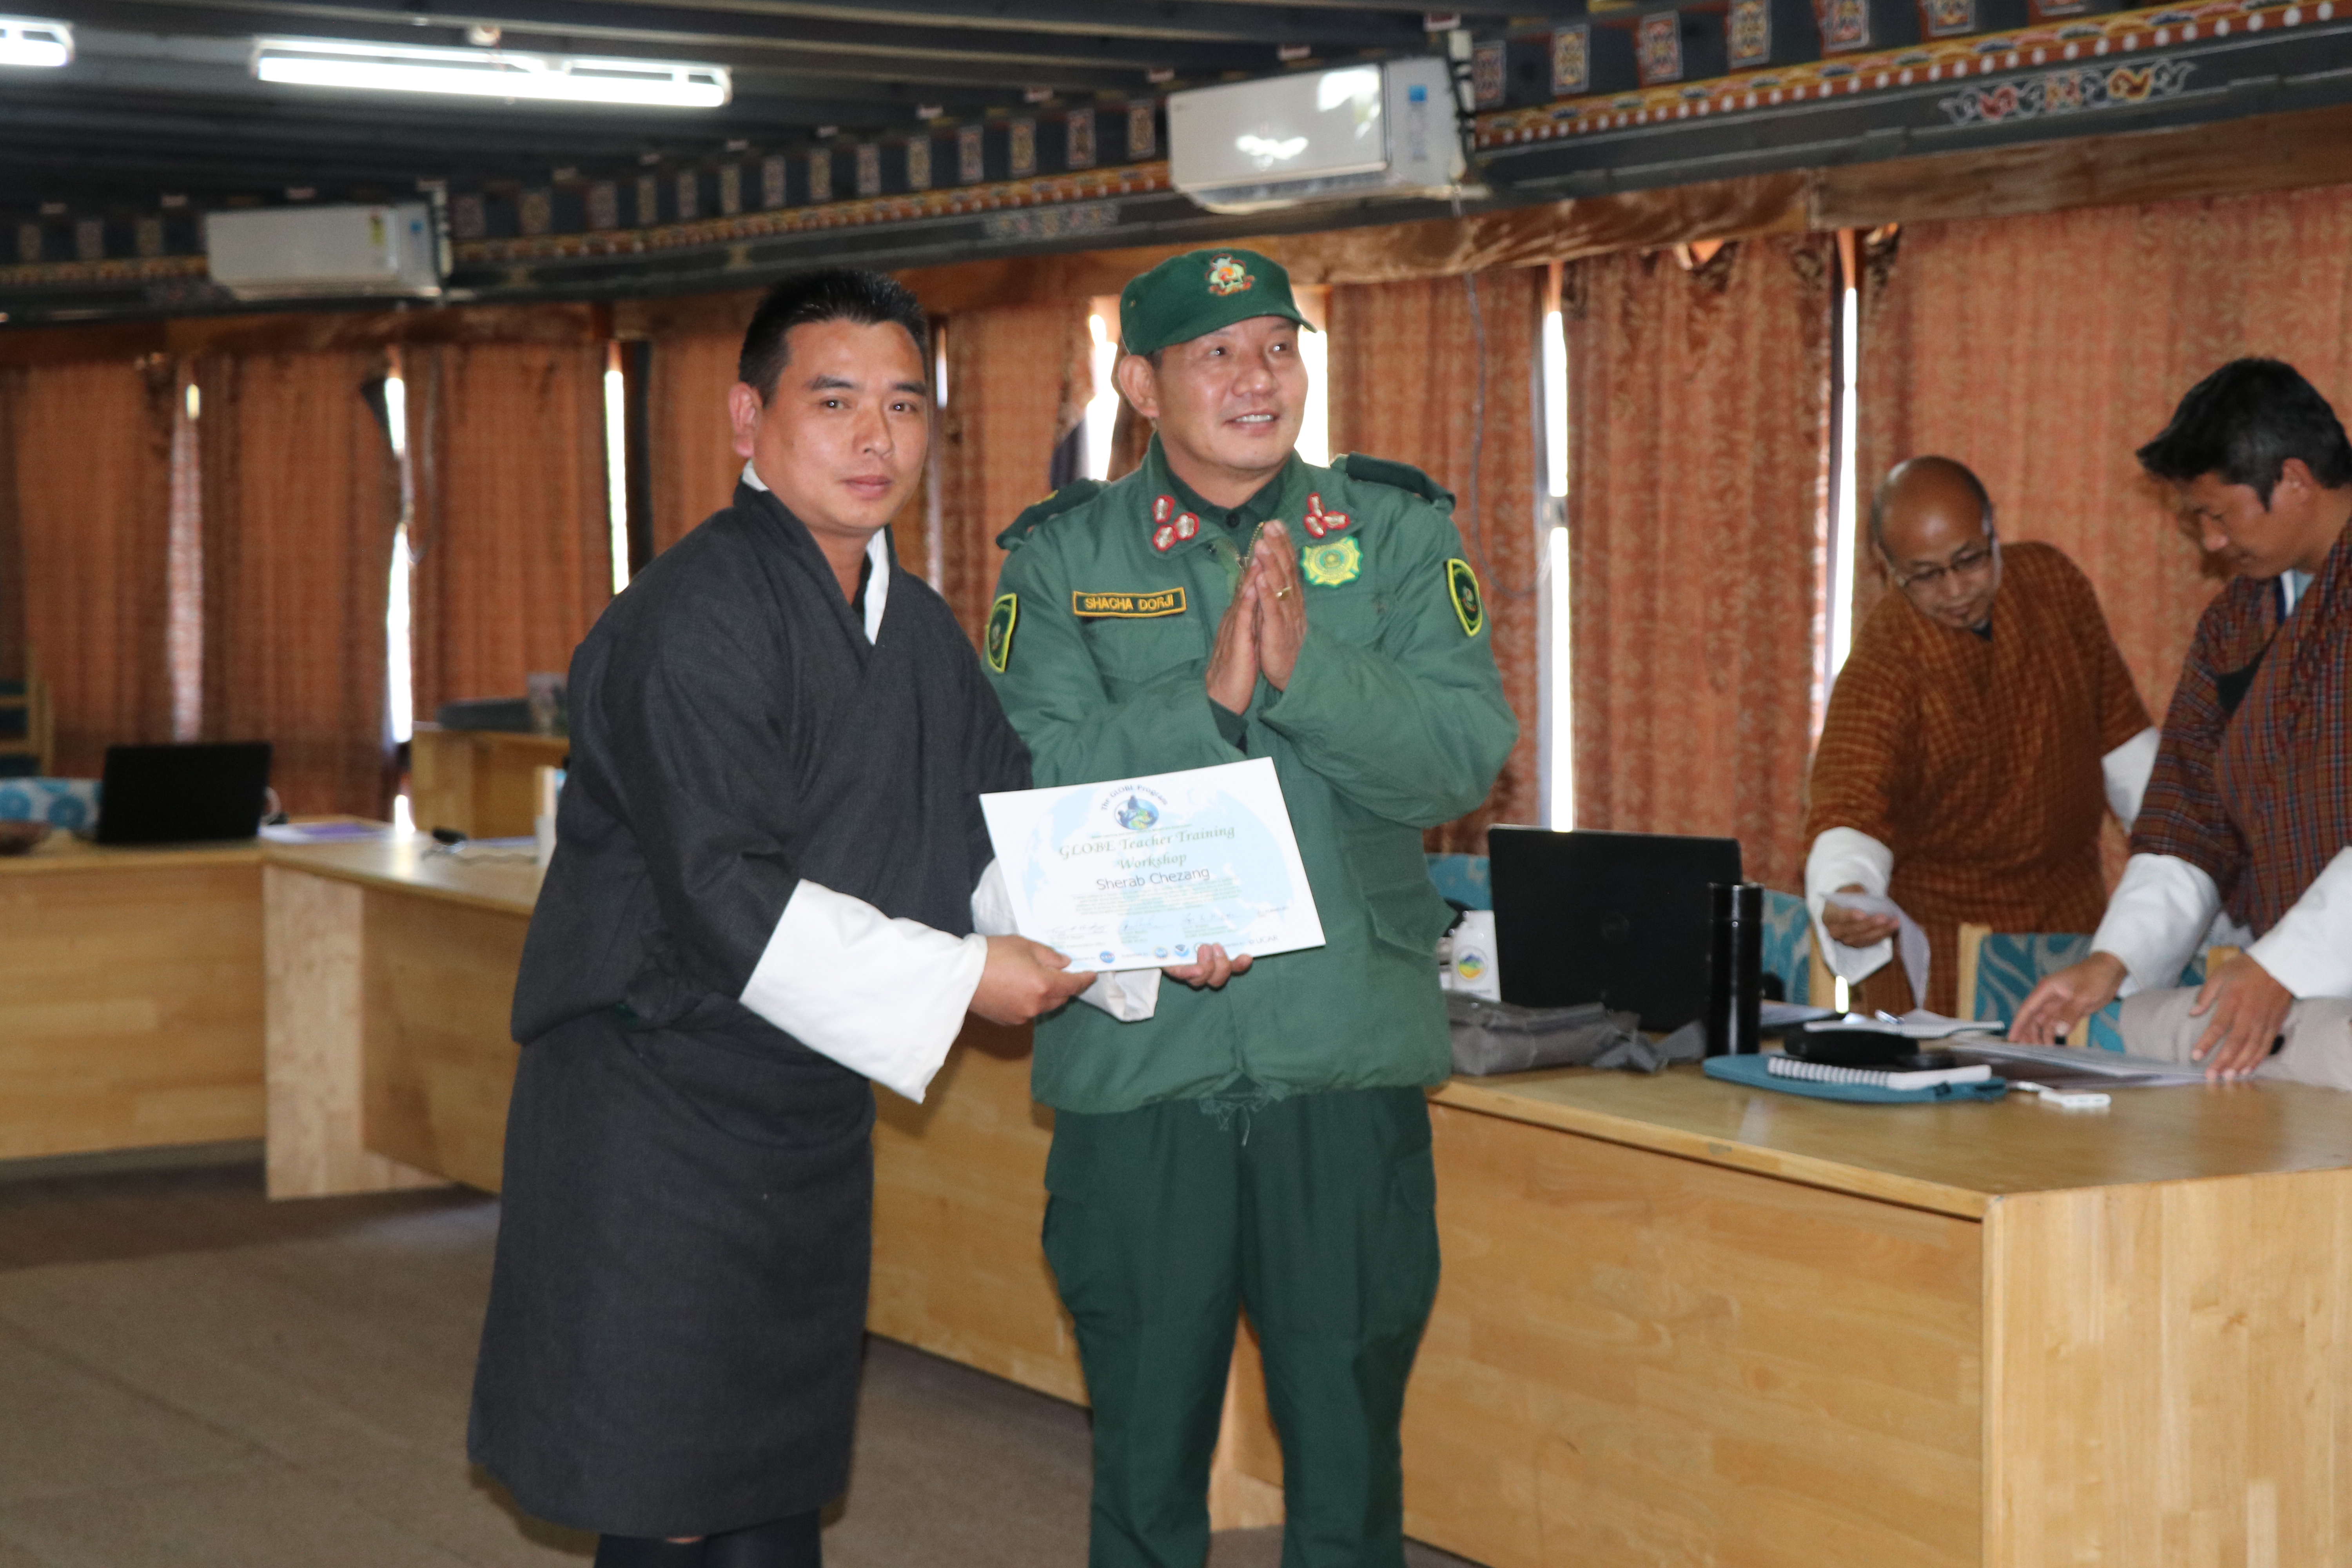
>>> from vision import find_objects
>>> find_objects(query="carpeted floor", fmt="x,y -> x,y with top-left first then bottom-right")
0,1154 -> 1477,1568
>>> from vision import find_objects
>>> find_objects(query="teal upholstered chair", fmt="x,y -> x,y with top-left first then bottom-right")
1428,854 -> 1812,1006
1759,889 -> 1811,1006
1957,926 -> 2212,1052
1425,853 -> 1492,912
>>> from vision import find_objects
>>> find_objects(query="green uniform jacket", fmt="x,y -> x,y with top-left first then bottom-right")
986,437 -> 1519,1114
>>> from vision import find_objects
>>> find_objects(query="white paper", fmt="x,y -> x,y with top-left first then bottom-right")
1822,890 -> 1931,1006
979,757 -> 1327,973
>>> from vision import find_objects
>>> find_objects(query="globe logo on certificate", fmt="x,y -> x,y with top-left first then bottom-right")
979,758 -> 1327,973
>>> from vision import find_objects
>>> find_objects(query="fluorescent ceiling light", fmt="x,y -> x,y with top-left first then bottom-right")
0,17 -> 72,68
252,37 -> 730,108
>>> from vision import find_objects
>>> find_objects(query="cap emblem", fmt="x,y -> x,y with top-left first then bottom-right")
1205,254 -> 1254,296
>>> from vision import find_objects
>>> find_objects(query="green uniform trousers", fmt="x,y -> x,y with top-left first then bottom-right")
1042,1085 -> 1440,1568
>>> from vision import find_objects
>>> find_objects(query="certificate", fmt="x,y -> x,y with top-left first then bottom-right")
980,757 -> 1326,973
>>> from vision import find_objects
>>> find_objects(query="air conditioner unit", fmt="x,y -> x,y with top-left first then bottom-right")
203,202 -> 443,300
1167,57 -> 1467,215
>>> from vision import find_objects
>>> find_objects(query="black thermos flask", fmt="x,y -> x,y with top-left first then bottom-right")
1706,881 -> 1762,1057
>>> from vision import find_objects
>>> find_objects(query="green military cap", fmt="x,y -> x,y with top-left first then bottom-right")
1120,247 -> 1315,358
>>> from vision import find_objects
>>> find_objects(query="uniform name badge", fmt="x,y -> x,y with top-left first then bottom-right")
979,757 -> 1327,973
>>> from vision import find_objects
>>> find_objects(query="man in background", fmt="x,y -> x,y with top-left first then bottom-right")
986,248 -> 1517,1568
2014,359 -> 2352,1081
1806,456 -> 2158,1016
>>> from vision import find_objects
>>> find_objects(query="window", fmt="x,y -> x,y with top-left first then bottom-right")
1542,275 -> 1572,829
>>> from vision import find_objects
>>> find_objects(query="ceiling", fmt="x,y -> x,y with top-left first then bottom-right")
6,0 -> 1557,209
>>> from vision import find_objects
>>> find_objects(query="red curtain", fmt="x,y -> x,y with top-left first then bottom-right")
2,359 -> 178,777
934,303 -> 1093,644
1565,237 -> 1838,893
1855,186 -> 2352,720
1328,268 -> 1546,853
195,350 -> 397,817
646,331 -> 743,555
406,341 -> 611,720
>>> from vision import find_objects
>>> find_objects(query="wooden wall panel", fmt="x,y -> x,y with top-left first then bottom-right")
868,1024 -> 1086,1405
0,862 -> 265,1160
358,885 -> 530,1193
264,865 -> 446,1198
1985,1171 -> 2352,1567
1394,1101 -> 1983,1568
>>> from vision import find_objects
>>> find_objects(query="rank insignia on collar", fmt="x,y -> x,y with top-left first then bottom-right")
1174,512 -> 1199,541
1301,492 -> 1351,541
1445,558 -> 1485,636
1302,537 -> 1362,588
1152,494 -> 1174,524
1153,524 -> 1177,552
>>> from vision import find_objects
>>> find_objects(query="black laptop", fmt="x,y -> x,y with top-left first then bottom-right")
94,743 -> 273,845
1487,827 -> 1743,1030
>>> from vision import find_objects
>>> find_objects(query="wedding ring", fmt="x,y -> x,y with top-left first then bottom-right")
1274,587 -> 1293,599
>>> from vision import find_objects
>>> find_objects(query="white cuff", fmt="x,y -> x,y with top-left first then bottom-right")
971,858 -> 1160,1021
2101,727 -> 2161,829
2091,853 -> 2221,996
741,880 -> 986,1103
2245,846 -> 2352,1000
1806,827 -> 1896,983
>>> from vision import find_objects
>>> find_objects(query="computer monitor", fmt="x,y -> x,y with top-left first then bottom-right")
1487,827 -> 1743,1030
94,742 -> 273,845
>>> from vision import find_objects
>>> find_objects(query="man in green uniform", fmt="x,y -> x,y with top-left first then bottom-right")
985,248 -> 1517,1568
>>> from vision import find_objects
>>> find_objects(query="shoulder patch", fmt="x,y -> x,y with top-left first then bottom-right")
1445,559 -> 1485,637
995,478 -> 1107,550
985,593 -> 1018,673
1332,454 -> 1455,513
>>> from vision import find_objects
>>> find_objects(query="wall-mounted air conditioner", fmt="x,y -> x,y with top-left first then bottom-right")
1167,57 -> 1467,215
202,202 -> 443,300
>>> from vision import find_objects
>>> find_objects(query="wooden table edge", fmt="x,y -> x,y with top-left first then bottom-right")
261,843 -> 539,919
1429,1075 -> 1994,1220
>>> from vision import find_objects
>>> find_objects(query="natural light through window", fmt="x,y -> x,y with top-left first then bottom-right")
1828,281 -> 1861,684
1081,313 -> 1119,482
1542,302 -> 1573,830
383,370 -> 414,750
604,345 -> 631,595
1294,321 -> 1328,466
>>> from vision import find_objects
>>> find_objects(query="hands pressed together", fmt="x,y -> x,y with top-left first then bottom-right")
1206,521 -> 1308,716
2009,949 -> 2292,1080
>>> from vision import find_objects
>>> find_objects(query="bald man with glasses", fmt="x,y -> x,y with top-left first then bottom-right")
1803,457 -> 2159,1016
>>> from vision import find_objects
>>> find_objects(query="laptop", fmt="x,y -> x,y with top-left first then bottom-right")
1487,827 -> 1743,1030
95,743 -> 273,845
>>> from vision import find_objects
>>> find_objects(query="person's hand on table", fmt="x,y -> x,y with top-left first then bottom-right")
2185,952 -> 2292,1080
1819,883 -> 1900,947
1250,521 -> 1307,691
971,935 -> 1098,1025
2009,952 -> 2127,1044
1163,942 -> 1252,990
1206,564 -> 1261,715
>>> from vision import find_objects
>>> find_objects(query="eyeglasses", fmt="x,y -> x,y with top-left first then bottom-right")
1890,537 -> 1998,593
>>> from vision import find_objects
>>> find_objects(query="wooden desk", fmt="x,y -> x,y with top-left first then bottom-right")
251,853 -> 2352,1563
261,836 -> 539,1199
408,723 -> 570,840
0,833 -> 265,1160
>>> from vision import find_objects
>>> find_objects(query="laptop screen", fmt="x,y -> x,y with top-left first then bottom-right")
96,743 -> 273,845
1488,827 -> 1742,1029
